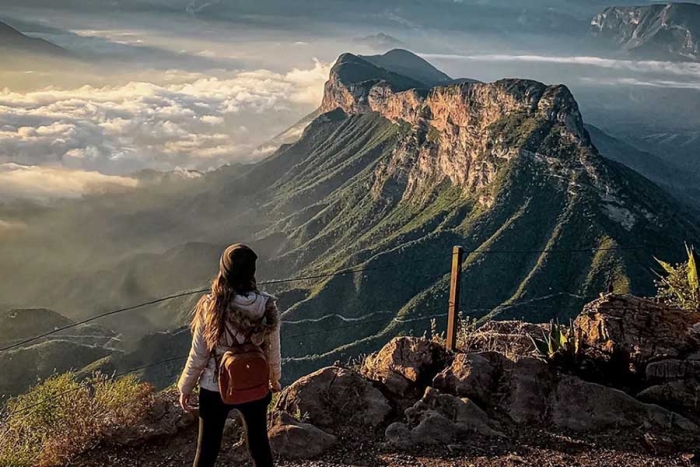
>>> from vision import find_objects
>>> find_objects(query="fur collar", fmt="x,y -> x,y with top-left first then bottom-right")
224,295 -> 279,339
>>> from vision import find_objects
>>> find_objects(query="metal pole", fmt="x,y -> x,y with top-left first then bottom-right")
446,246 -> 463,351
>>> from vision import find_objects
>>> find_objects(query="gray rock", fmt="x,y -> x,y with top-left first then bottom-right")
275,366 -> 391,430
638,381 -> 700,415
646,359 -> 700,381
269,412 -> 338,460
106,392 -> 196,447
386,387 -> 504,446
552,376 -> 698,432
505,357 -> 556,425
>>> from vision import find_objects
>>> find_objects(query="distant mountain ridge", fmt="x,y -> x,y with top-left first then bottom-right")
590,3 -> 700,61
586,124 -> 700,207
360,49 -> 454,87
0,19 -> 66,56
353,33 -> 405,51
0,308 -> 118,398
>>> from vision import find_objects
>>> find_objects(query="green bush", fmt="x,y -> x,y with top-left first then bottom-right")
0,372 -> 153,467
654,244 -> 700,312
529,320 -> 581,365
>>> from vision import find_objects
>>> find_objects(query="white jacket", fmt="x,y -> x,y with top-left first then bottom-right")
178,292 -> 282,394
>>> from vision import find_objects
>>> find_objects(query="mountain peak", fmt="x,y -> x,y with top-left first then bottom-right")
321,52 -> 586,149
0,19 -> 66,56
361,49 -> 453,87
320,51 -> 590,206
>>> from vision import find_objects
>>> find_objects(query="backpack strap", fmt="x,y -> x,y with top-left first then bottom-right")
211,324 -> 237,383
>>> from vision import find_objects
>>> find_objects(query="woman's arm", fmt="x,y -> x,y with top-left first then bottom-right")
177,318 -> 211,397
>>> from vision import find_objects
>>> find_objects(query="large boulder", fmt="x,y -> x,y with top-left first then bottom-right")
637,359 -> 700,419
432,350 -> 698,434
269,412 -> 337,460
104,389 -> 196,446
574,295 -> 700,364
432,351 -> 512,408
505,357 -> 557,425
551,376 -> 698,432
638,381 -> 700,417
385,387 -> 504,447
275,366 -> 391,431
361,337 -> 448,397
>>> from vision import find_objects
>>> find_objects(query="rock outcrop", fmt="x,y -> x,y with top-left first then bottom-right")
504,357 -> 557,425
575,295 -> 700,365
268,412 -> 338,460
92,296 -> 700,462
275,366 -> 392,431
386,387 -> 504,447
432,351 -> 512,408
361,336 -> 448,397
552,376 -> 697,432
103,389 -> 196,447
319,52 -> 592,205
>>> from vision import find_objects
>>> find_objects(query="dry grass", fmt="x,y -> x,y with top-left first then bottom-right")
0,372 -> 153,467
430,315 -> 540,360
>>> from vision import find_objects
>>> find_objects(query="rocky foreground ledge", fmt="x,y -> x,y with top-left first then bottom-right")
75,295 -> 700,466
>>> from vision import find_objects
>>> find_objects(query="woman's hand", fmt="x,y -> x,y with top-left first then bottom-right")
180,392 -> 195,412
270,381 -> 282,393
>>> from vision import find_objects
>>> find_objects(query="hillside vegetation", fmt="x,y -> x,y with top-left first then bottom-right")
0,373 -> 152,467
2,50 -> 700,389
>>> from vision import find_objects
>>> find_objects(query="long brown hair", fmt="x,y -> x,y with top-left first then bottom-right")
191,244 -> 258,350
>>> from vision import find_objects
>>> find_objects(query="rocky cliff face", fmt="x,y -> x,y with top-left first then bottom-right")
321,53 -> 591,205
590,3 -> 700,61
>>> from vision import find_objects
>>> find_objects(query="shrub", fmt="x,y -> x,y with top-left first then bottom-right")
456,313 -> 479,351
529,319 -> 581,366
654,243 -> 700,312
0,372 -> 153,467
428,312 -> 479,351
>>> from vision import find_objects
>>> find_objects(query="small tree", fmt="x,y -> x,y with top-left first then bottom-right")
654,243 -> 700,312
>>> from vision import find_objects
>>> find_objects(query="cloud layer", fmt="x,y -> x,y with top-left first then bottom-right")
0,59 -> 329,182
0,163 -> 138,201
422,53 -> 700,79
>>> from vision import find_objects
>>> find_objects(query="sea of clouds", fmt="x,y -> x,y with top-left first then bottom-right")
0,60 -> 329,200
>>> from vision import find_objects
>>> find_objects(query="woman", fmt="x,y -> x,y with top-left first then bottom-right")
178,243 -> 281,467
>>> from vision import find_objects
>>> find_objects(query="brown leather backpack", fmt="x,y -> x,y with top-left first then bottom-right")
215,327 -> 270,405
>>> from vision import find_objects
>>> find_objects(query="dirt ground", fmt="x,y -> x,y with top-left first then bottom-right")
74,421 -> 699,467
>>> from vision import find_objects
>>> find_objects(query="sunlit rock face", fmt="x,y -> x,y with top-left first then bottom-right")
320,53 -> 590,206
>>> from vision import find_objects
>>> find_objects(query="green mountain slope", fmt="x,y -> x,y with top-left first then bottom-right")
587,124 -> 700,208
2,50 -> 700,388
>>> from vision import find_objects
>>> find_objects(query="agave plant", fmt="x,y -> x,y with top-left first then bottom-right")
654,243 -> 699,312
529,319 -> 580,362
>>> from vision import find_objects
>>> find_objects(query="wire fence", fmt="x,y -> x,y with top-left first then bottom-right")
0,240 -> 681,429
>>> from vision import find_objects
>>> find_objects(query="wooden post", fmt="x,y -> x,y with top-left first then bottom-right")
446,246 -> 463,351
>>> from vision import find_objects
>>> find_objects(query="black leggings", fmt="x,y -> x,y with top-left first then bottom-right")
194,388 -> 274,467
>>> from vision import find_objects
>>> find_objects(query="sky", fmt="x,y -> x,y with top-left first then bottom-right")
1,0 -> 699,201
